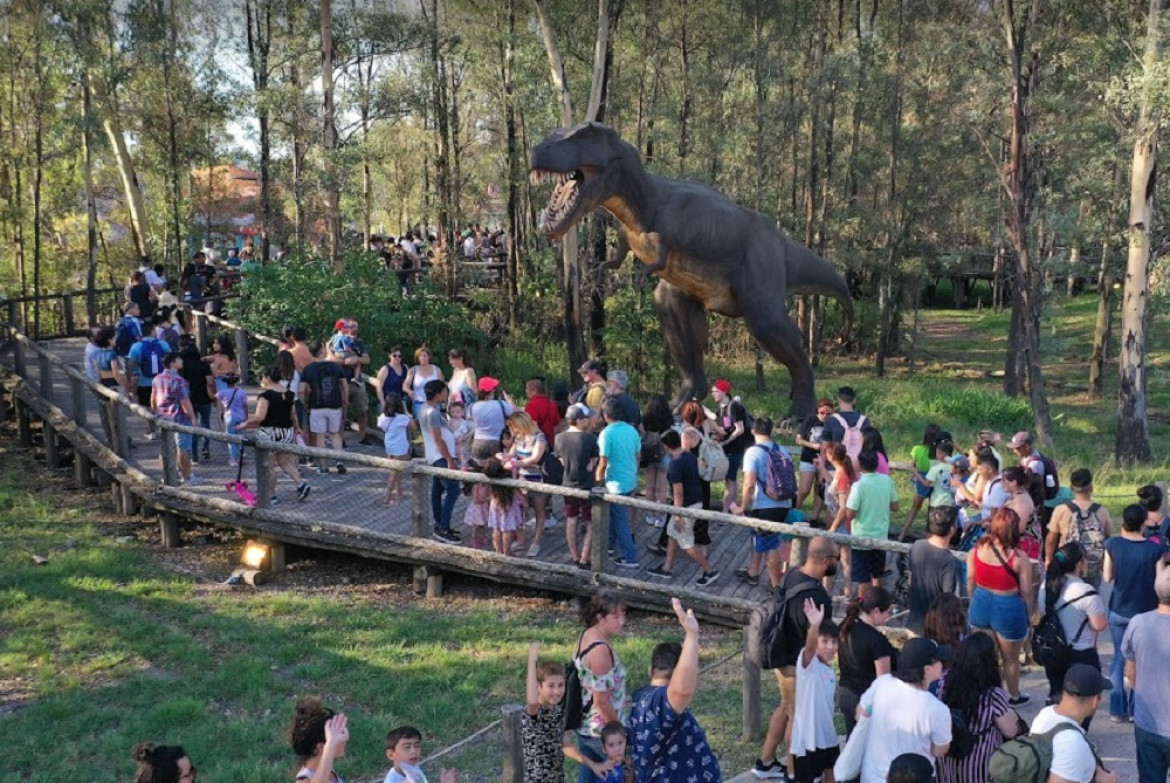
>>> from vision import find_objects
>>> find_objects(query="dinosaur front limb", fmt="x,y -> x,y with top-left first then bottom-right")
654,280 -> 709,409
743,306 -> 817,420
598,229 -> 631,274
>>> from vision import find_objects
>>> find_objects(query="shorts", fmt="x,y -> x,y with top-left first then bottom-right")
775,666 -> 797,720
749,506 -> 792,548
969,587 -> 1029,642
309,407 -> 342,434
913,476 -> 932,499
564,496 -> 589,519
799,460 -> 817,474
136,385 -> 152,409
726,448 -> 745,482
175,430 -> 193,454
347,379 -> 369,415
793,745 -> 840,783
851,548 -> 886,583
666,503 -> 704,550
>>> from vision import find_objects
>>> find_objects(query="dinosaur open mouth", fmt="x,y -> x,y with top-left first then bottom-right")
530,168 -> 585,237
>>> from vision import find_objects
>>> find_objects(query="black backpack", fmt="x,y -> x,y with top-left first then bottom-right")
564,638 -> 610,731
1030,589 -> 1097,670
759,579 -> 819,670
947,708 -> 977,760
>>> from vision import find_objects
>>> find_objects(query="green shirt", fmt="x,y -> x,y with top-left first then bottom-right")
846,471 -> 899,545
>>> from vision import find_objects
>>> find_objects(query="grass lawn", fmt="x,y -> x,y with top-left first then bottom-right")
0,446 -> 770,783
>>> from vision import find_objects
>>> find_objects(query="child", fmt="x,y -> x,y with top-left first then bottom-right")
523,642 -> 569,783
484,458 -> 524,555
790,598 -> 840,783
463,466 -> 492,550
904,423 -> 942,531
383,725 -> 457,783
899,440 -> 956,540
216,373 -> 247,466
647,429 -> 719,586
378,393 -> 414,504
447,401 -> 474,468
592,721 -> 634,783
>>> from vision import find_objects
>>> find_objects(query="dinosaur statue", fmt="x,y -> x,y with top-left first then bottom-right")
529,121 -> 854,418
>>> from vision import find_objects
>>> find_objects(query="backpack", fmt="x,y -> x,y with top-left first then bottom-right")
639,431 -> 664,468
989,723 -> 1095,783
1036,453 -> 1060,501
563,639 -> 610,731
947,708 -> 976,760
759,579 -> 820,669
832,413 -> 867,465
114,318 -> 137,357
762,443 -> 798,502
1064,502 -> 1106,582
697,433 -> 729,482
136,338 -> 168,378
1030,588 -> 1097,670
158,325 -> 180,352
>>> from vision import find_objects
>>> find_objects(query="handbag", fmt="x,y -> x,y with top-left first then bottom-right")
833,713 -> 870,781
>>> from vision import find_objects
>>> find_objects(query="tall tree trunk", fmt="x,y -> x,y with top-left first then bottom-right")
677,1 -> 691,178
321,0 -> 342,269
103,115 -> 151,260
425,0 -> 455,296
81,71 -> 100,322
32,21 -> 43,337
1000,0 -> 1054,444
502,0 -> 522,324
1115,0 -> 1163,464
246,0 -> 273,263
586,0 -> 621,360
1088,239 -> 1112,399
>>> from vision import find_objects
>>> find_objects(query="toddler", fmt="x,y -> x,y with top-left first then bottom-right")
592,722 -> 633,783
790,598 -> 840,783
484,458 -> 524,555
462,465 -> 492,549
378,393 -> 414,504
216,373 -> 247,466
447,401 -> 474,468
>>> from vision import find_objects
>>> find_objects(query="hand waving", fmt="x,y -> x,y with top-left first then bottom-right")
802,596 -> 824,627
324,713 -> 349,747
672,597 -> 700,635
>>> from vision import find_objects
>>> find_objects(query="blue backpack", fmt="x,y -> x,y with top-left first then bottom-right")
137,338 -> 168,378
114,318 -> 138,357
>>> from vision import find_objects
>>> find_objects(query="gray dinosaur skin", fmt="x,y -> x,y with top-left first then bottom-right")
529,121 -> 854,418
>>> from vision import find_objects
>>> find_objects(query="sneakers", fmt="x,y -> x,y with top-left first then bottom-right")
335,462 -> 347,475
183,475 -> 202,486
544,516 -> 559,528
318,465 -> 331,474
736,567 -> 760,586
526,543 -> 542,557
1008,694 -> 1032,707
201,448 -> 211,461
611,556 -> 640,570
432,529 -> 461,543
646,544 -> 667,557
645,515 -> 666,528
752,759 -> 790,780
647,565 -> 673,579
269,495 -> 279,505
359,435 -> 376,447
576,561 -> 592,570
296,483 -> 311,502
696,570 -> 721,587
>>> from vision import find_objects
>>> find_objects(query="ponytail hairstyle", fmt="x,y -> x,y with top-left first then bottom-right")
133,743 -> 187,783
1045,542 -> 1084,611
840,584 -> 893,640
1003,466 -> 1032,494
829,443 -> 857,483
1138,484 -> 1164,513
289,696 -> 334,763
921,423 -> 942,447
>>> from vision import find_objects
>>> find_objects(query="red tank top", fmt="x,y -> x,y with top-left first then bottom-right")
973,546 -> 1020,591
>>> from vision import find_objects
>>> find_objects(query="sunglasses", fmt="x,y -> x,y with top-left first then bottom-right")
391,353 -> 402,357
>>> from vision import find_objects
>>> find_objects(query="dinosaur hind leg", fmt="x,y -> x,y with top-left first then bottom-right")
743,306 -> 817,420
654,280 -> 709,409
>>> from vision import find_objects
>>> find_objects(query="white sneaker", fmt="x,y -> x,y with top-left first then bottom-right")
544,516 -> 559,528
184,475 -> 202,486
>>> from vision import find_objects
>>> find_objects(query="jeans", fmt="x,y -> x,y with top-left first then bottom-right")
430,457 -> 459,534
1109,612 -> 1134,719
575,734 -> 604,783
1136,726 -> 1170,783
225,418 -> 243,462
608,497 -> 639,563
412,399 -> 425,420
191,402 -> 212,457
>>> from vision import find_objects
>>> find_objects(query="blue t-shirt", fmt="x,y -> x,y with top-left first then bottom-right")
128,338 -> 166,387
1104,537 -> 1162,618
599,421 -> 640,494
744,442 -> 793,511
628,685 -> 720,783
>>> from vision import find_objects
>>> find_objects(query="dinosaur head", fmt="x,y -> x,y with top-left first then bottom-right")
529,122 -> 638,240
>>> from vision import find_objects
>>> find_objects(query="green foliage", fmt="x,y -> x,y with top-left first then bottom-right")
226,251 -> 486,365
603,272 -> 668,397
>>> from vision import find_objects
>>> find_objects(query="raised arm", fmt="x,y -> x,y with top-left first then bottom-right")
666,598 -> 701,714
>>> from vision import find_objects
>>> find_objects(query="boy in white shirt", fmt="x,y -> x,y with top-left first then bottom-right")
1029,665 -> 1118,783
791,597 -> 840,783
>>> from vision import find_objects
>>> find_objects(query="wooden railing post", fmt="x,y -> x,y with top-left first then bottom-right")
15,399 -> 33,446
13,335 -> 27,378
73,449 -> 93,488
742,606 -> 764,741
590,492 -> 610,572
162,426 -> 179,487
411,466 -> 429,537
500,704 -> 525,783
70,374 -> 87,427
43,422 -> 60,468
38,351 -> 53,397
63,295 -> 76,335
160,512 -> 182,548
234,327 -> 250,383
193,310 -> 208,354
254,443 -> 272,508
111,401 -> 131,458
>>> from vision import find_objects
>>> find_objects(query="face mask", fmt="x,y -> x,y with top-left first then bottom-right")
824,561 -> 839,578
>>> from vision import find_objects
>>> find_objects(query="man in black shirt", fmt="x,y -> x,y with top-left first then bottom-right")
753,535 -> 839,780
178,340 -> 215,462
647,429 -> 719,586
711,378 -> 751,513
906,507 -> 961,634
821,385 -> 874,444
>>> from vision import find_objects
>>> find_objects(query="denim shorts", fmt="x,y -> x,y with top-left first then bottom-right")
969,587 -> 1029,642
175,431 -> 194,455
912,476 -> 932,499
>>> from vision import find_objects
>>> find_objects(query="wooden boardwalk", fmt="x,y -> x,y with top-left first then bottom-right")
1,334 -> 796,626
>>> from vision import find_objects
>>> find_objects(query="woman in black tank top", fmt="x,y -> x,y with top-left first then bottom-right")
243,366 -> 310,503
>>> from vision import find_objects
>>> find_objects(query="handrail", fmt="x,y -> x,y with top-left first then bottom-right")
1,321 -> 923,556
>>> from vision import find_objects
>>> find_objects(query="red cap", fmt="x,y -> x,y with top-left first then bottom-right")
713,379 -> 732,394
334,319 -> 348,331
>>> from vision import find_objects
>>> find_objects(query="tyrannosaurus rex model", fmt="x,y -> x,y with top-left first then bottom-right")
529,121 -> 853,418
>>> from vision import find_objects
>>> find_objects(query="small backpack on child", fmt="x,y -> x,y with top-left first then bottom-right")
832,413 -> 868,465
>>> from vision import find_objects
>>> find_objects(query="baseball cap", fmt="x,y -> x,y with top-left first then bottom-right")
713,379 -> 732,394
1064,663 -> 1112,697
608,369 -> 629,389
578,359 -> 603,375
1009,431 -> 1032,449
949,455 -> 970,472
566,403 -> 592,422
334,319 -> 348,331
899,638 -> 951,671
478,377 -> 500,393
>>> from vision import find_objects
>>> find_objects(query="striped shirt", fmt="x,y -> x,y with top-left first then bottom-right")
936,685 -> 1011,783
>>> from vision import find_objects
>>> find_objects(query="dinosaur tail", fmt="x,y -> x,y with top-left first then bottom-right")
786,241 -> 855,337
